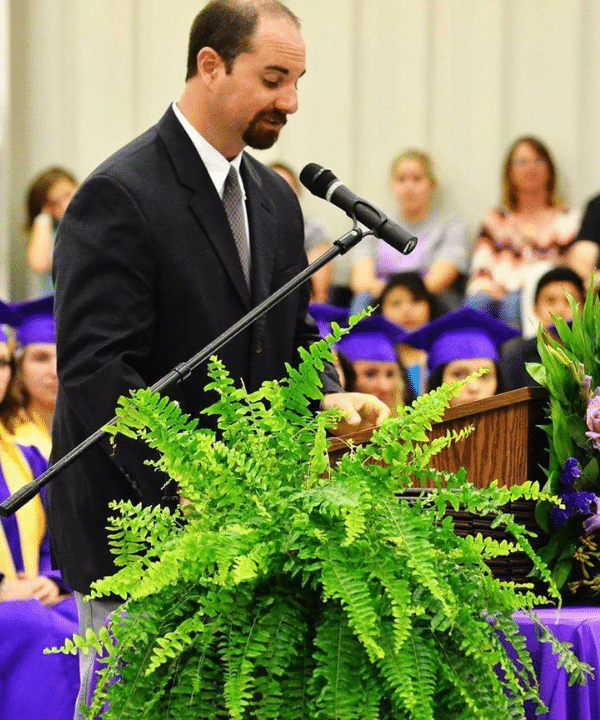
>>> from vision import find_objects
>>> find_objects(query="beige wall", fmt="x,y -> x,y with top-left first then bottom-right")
7,0 -> 600,297
0,0 -> 9,297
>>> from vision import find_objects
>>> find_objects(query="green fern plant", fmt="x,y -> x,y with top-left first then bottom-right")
51,319 -> 590,719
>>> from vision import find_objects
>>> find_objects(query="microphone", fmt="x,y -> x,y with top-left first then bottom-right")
299,163 -> 417,255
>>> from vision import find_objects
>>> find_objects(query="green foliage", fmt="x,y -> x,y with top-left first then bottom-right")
531,281 -> 600,592
50,321 -> 591,718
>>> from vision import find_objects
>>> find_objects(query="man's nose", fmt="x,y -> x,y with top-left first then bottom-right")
276,85 -> 299,115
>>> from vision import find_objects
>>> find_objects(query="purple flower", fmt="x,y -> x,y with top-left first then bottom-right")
586,390 -> 600,451
583,498 -> 600,533
551,491 -> 597,530
560,458 -> 582,488
565,491 -> 596,515
551,506 -> 571,529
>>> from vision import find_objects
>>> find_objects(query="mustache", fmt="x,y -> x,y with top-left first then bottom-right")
255,109 -> 287,126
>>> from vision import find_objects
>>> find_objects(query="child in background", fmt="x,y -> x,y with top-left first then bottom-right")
0,300 -> 79,720
501,267 -> 585,390
404,307 -> 519,408
376,271 -> 445,395
10,296 -> 57,458
335,314 -> 414,415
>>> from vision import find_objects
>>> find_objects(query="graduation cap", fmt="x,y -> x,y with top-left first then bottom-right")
403,307 -> 520,372
309,303 -> 348,337
10,295 -> 55,346
335,314 -> 407,364
0,300 -> 22,343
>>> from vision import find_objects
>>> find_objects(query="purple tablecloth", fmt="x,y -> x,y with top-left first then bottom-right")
514,607 -> 600,720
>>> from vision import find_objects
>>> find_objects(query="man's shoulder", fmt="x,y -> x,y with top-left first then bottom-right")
85,107 -> 185,187
95,127 -> 158,174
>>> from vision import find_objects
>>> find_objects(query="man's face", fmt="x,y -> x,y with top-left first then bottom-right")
210,15 -> 306,157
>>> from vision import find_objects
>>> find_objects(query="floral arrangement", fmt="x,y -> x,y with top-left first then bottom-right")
528,283 -> 600,597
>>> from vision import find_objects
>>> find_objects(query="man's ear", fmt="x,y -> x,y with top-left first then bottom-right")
196,47 -> 224,84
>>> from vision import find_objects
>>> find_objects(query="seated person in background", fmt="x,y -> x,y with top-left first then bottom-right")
308,302 -> 355,390
25,167 -> 78,296
335,315 -> 415,416
350,149 -> 472,313
10,296 -> 57,458
501,267 -> 585,390
270,162 -> 331,303
566,191 -> 600,285
376,271 -> 446,395
404,307 -> 519,408
0,301 -> 79,720
465,136 -> 580,329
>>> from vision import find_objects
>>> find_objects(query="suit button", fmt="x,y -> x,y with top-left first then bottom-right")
255,342 -> 264,354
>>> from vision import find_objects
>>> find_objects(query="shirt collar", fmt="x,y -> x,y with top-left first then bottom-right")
171,101 -> 245,199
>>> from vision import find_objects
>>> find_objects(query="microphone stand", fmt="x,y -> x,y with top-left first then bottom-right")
0,225 -> 367,518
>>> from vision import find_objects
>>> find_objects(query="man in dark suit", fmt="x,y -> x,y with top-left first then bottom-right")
49,2 -> 387,713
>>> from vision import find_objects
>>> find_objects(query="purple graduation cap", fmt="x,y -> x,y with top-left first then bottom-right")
10,295 -> 55,346
0,300 -> 22,343
403,307 -> 520,372
309,303 -> 349,337
335,314 -> 407,364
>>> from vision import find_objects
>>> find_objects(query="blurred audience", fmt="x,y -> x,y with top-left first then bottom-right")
501,267 -> 585,390
336,315 -> 415,415
270,162 -> 331,302
568,192 -> 600,284
404,307 -> 519,408
10,297 -> 57,458
466,136 -> 580,329
376,272 -> 445,395
0,301 -> 78,720
25,167 -> 78,296
308,303 -> 356,390
350,149 -> 471,312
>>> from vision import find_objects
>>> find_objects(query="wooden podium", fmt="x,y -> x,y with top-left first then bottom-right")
328,387 -> 549,489
328,387 -> 550,584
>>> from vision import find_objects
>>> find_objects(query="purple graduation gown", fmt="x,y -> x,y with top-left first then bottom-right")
0,444 -> 80,720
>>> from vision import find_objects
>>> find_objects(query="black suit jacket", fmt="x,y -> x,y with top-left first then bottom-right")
48,106 -> 341,593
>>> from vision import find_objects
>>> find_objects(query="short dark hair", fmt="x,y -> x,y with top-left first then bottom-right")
534,267 -> 585,304
375,272 -> 444,323
186,0 -> 300,80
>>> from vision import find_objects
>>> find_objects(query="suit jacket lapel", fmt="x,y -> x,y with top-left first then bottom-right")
241,156 -> 276,308
157,107 -> 252,309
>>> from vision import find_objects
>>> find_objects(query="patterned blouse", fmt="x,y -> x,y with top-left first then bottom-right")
467,205 -> 580,296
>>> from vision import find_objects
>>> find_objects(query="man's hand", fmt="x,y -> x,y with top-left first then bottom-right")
321,392 -> 390,437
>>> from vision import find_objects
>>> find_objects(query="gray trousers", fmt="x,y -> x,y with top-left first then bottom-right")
74,592 -> 121,720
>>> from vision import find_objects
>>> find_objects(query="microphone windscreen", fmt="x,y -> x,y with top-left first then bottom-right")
300,164 -> 336,199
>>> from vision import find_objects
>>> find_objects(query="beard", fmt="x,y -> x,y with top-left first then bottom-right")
242,109 -> 287,150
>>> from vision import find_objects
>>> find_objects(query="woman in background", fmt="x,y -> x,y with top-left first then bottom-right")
404,307 -> 519,408
466,136 -> 580,329
11,296 -> 57,459
350,149 -> 471,312
0,301 -> 79,720
26,167 -> 78,295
